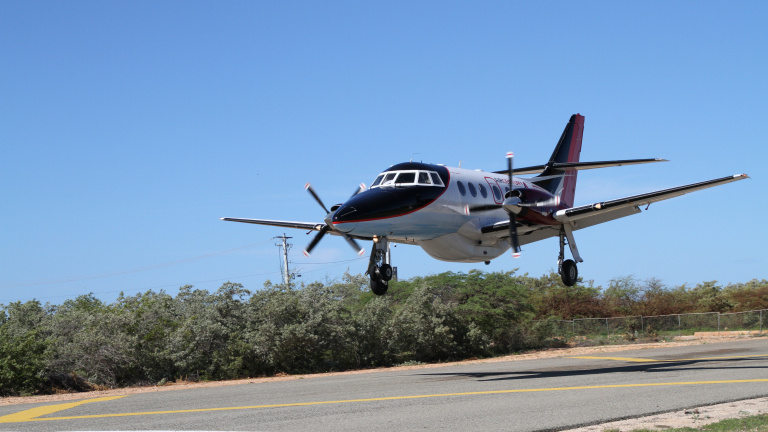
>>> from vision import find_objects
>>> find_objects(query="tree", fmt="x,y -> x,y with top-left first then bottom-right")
0,301 -> 50,395
527,272 -> 602,319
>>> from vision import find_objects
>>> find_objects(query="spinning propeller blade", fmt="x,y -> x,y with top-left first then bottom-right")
305,183 -> 330,214
507,152 -> 521,258
350,183 -> 366,199
303,225 -> 330,256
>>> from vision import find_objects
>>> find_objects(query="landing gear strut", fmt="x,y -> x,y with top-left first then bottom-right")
367,237 -> 392,295
557,225 -> 583,287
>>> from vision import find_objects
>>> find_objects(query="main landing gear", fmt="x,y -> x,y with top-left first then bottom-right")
558,225 -> 583,287
367,236 -> 392,295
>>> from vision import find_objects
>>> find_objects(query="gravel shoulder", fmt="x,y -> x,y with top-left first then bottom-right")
563,396 -> 768,432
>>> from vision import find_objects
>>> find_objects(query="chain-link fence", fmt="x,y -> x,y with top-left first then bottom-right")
548,309 -> 766,340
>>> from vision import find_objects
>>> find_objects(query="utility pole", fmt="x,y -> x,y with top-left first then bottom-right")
274,234 -> 292,285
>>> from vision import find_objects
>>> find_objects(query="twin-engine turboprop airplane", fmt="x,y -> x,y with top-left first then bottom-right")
222,114 -> 748,294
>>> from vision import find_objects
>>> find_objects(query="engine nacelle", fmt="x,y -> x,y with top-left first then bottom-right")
418,233 -> 509,263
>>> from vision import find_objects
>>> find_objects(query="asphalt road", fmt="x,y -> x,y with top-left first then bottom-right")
2,339 -> 767,431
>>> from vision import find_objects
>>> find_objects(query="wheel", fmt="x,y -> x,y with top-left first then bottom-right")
370,276 -> 389,295
377,264 -> 393,281
560,259 -> 578,286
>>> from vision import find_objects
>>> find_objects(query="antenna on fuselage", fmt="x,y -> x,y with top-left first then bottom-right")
410,153 -> 421,163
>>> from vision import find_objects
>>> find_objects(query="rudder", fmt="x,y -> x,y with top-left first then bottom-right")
538,114 -> 584,207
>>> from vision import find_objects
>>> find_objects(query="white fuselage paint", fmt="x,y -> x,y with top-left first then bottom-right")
336,167 -> 551,263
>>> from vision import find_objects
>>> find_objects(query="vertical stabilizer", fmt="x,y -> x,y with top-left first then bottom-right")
538,114 -> 584,207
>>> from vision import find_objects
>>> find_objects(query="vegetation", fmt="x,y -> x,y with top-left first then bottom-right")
1,271 -> 766,396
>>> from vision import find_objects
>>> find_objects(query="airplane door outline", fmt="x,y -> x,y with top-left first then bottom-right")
485,177 -> 503,204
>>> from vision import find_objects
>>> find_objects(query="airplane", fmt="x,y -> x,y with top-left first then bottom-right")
221,114 -> 748,295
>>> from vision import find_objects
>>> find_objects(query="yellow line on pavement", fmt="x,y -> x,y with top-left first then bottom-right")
569,356 -> 660,362
6,379 -> 768,423
0,396 -> 126,424
569,353 -> 768,363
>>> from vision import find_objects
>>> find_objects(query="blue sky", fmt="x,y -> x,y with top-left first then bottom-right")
2,1 -> 766,305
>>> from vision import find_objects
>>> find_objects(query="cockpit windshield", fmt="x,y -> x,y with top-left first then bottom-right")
370,170 -> 445,188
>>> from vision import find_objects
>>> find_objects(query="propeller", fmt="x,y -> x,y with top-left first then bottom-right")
305,182 -> 330,214
506,152 -> 522,258
302,183 -> 365,257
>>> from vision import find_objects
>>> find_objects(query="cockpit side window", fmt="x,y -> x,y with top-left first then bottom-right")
418,172 -> 432,185
429,172 -> 444,186
371,174 -> 384,188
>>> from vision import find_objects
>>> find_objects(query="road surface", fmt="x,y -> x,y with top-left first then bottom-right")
1,338 -> 766,431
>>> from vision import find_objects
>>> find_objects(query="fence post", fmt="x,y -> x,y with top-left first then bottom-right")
761,310 -> 763,334
717,313 -> 720,335
606,318 -> 610,335
678,314 -> 681,336
641,315 -> 644,334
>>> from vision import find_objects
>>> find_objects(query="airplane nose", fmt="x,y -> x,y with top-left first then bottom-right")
333,186 -> 439,226
331,204 -> 358,233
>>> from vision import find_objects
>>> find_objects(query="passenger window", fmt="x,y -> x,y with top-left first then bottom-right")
492,185 -> 502,201
430,172 -> 443,186
396,172 -> 416,184
478,183 -> 487,198
418,172 -> 432,185
468,182 -> 477,197
457,181 -> 466,196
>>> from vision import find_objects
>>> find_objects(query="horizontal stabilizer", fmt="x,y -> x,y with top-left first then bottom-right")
494,158 -> 667,176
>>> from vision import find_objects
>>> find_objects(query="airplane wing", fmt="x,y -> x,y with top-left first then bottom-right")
553,174 -> 749,229
220,217 -> 324,231
482,174 -> 748,242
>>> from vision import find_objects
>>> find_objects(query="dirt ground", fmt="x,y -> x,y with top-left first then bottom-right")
2,335 -> 766,431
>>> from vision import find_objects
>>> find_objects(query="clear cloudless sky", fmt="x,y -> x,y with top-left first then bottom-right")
2,1 -> 766,305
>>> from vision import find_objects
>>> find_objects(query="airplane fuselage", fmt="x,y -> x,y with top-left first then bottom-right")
332,162 -> 562,262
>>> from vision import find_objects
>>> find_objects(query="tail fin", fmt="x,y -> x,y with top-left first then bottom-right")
537,114 -> 584,207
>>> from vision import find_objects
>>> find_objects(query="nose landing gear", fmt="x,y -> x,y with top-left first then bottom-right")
367,237 -> 392,295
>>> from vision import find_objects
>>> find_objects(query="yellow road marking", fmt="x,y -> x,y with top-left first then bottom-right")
4,379 -> 768,423
0,396 -> 125,424
569,353 -> 768,363
569,356 -> 660,362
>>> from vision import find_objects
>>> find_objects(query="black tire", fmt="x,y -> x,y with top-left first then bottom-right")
560,259 -> 578,286
377,264 -> 393,281
371,277 -> 389,295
